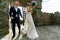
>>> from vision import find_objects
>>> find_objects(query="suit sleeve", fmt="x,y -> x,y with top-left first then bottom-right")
9,7 -> 13,17
19,9 -> 22,17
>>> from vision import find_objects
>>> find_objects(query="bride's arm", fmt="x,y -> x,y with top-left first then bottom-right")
27,6 -> 33,13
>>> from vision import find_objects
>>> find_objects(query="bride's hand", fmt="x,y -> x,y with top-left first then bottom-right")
11,17 -> 14,19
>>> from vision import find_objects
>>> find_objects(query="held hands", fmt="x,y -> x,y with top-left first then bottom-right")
11,17 -> 14,19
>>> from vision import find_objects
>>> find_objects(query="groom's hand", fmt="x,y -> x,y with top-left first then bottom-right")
11,17 -> 14,19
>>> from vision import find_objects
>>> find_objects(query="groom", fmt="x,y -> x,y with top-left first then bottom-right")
9,1 -> 23,39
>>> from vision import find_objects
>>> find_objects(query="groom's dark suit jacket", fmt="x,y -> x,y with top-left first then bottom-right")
9,7 -> 22,19
9,7 -> 22,23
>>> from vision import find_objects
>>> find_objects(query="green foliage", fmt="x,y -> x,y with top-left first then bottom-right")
0,0 -> 9,39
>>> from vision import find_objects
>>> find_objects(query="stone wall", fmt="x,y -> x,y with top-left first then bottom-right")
33,11 -> 60,26
0,0 -> 9,38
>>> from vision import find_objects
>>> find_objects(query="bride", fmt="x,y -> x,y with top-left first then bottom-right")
24,2 -> 39,40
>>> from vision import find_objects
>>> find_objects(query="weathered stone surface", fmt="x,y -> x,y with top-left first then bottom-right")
1,25 -> 60,40
21,25 -> 60,40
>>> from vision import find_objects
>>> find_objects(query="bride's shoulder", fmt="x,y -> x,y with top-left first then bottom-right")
26,6 -> 30,8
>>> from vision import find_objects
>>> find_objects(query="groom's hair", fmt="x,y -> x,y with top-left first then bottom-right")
13,0 -> 19,5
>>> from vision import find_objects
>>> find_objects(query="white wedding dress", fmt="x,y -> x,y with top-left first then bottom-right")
25,11 -> 39,39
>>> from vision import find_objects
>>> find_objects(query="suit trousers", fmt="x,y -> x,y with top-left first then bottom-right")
11,17 -> 20,38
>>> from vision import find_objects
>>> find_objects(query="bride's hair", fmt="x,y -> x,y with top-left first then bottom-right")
27,3 -> 31,6
27,1 -> 37,7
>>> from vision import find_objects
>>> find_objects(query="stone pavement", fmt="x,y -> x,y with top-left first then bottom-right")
21,25 -> 60,40
37,25 -> 60,40
1,25 -> 60,40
